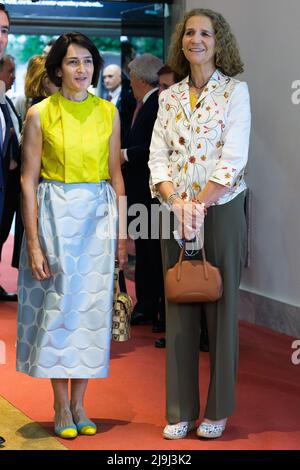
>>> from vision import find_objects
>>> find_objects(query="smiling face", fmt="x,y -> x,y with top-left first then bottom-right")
57,43 -> 94,95
182,15 -> 216,70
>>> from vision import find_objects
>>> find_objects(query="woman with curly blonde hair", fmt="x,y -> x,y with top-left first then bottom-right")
149,8 -> 251,440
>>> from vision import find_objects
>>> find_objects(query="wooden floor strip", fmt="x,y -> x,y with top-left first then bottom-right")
0,395 -> 67,451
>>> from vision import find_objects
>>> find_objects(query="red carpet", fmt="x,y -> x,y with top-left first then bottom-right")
1,236 -> 300,449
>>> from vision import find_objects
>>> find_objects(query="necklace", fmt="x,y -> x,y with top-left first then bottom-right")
189,75 -> 210,91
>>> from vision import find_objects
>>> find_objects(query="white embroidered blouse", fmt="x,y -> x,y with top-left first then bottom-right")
149,69 -> 251,205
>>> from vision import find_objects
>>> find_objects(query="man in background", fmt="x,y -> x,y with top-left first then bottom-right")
121,53 -> 165,332
103,63 -> 122,107
0,1 -> 12,446
0,54 -> 22,301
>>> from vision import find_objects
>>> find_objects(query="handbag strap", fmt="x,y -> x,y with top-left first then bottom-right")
114,260 -> 127,294
176,244 -> 209,281
119,269 -> 127,293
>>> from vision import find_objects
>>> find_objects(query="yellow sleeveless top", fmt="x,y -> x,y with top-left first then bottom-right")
37,91 -> 116,183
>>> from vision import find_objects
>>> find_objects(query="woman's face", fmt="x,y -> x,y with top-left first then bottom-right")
182,15 -> 216,70
58,43 -> 94,93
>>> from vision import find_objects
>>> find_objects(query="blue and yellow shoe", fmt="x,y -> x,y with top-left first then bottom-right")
54,423 -> 78,439
76,419 -> 97,436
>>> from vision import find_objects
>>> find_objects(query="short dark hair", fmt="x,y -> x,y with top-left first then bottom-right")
0,54 -> 14,72
158,65 -> 182,83
45,32 -> 103,87
0,3 -> 10,25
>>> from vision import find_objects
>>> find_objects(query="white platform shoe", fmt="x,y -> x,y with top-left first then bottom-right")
163,421 -> 196,440
196,420 -> 226,439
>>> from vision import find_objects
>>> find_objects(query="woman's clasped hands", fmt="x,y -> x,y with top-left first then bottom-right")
172,198 -> 205,241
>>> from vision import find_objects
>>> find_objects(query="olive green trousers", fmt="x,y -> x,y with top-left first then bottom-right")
160,191 -> 247,423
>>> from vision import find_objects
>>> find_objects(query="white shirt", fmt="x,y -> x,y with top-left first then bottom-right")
149,70 -> 251,206
0,80 -> 6,147
108,85 -> 121,106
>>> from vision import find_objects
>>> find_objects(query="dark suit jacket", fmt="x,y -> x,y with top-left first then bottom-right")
122,89 -> 158,208
0,97 -> 23,266
0,102 -> 14,223
120,72 -> 136,147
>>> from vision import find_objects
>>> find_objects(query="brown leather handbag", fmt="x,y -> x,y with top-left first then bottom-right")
165,246 -> 223,303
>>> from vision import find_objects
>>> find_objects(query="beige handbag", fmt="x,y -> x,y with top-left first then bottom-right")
112,263 -> 133,341
165,246 -> 223,303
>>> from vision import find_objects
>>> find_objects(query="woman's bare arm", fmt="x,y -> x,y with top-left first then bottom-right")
108,110 -> 127,270
21,106 -> 51,280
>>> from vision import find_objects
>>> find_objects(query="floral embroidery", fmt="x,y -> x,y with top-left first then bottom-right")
150,71 -> 248,205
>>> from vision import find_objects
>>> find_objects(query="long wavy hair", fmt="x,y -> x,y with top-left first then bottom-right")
25,55 -> 49,99
168,8 -> 244,78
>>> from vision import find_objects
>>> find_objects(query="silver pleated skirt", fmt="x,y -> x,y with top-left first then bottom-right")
16,180 -> 118,378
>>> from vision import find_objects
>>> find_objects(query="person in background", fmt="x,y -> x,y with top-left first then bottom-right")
0,1 -> 12,446
103,64 -> 122,107
16,32 -> 126,439
121,53 -> 165,332
120,40 -> 136,146
157,64 -> 181,94
14,55 -> 58,122
149,8 -> 251,440
0,54 -> 15,92
0,54 -> 22,301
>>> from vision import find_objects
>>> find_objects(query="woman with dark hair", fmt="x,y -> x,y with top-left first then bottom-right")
149,9 -> 251,440
16,32 -> 127,439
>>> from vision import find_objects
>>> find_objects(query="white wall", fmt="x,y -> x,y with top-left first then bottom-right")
180,0 -> 300,307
